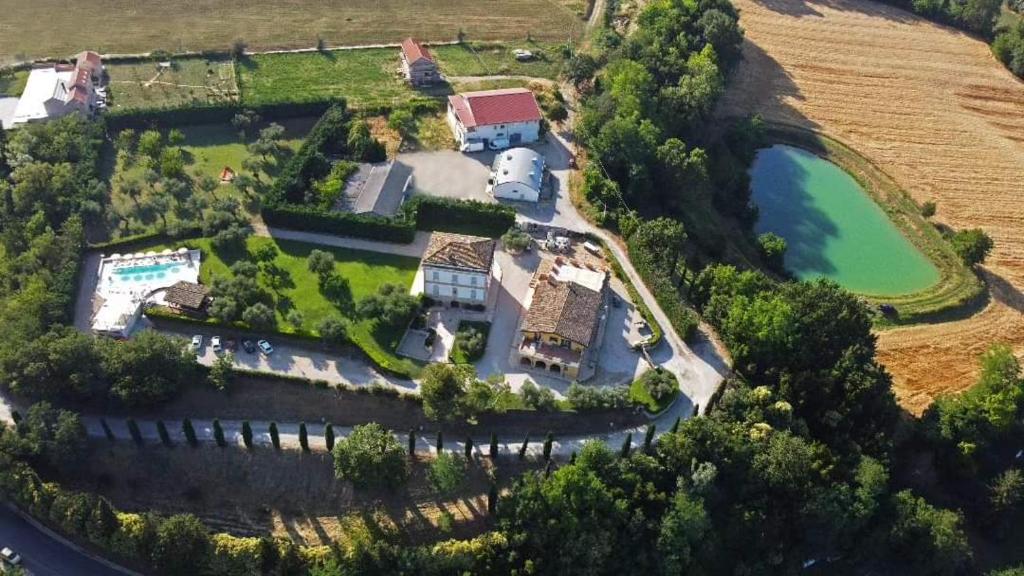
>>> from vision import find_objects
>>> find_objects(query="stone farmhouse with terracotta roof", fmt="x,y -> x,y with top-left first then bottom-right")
421,232 -> 497,307
12,51 -> 104,126
446,87 -> 543,150
519,259 -> 608,379
399,38 -> 440,86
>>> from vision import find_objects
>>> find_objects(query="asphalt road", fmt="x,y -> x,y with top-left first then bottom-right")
0,506 -> 132,576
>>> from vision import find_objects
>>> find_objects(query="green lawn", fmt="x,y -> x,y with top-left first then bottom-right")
0,69 -> 28,96
432,42 -> 567,79
155,235 -> 422,377
238,50 -> 429,108
106,57 -> 238,111
106,120 -> 311,239
628,370 -> 680,414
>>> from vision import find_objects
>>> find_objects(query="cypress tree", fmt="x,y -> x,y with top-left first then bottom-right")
670,416 -> 681,434
542,431 -> 553,461
325,423 -> 335,452
269,422 -> 280,450
693,403 -> 700,417
100,418 -> 115,442
156,420 -> 173,447
182,418 -> 198,447
518,433 -> 530,461
487,483 -> 498,515
436,430 -> 444,454
213,419 -> 226,447
241,421 -> 253,450
126,419 -> 143,446
299,422 -> 309,452
11,410 -> 21,425
569,451 -> 577,465
408,428 -> 416,456
620,432 -> 632,458
544,460 -> 553,478
489,432 -> 498,460
643,424 -> 656,452
464,436 -> 473,461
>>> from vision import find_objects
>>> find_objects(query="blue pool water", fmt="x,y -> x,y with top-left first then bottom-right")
113,262 -> 183,283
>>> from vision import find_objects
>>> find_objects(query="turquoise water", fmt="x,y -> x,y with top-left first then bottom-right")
112,261 -> 183,283
750,145 -> 940,296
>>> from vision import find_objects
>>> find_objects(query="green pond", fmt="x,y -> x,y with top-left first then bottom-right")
750,145 -> 939,296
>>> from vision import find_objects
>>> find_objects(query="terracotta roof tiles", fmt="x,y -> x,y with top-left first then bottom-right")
422,232 -> 496,273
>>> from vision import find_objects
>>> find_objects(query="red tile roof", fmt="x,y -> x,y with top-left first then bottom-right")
401,38 -> 434,65
447,88 -> 542,128
67,68 -> 92,103
75,50 -> 102,72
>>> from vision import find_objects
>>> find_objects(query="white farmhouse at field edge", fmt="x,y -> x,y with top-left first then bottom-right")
420,232 -> 497,307
446,87 -> 543,151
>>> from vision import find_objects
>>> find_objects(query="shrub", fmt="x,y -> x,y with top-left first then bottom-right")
566,383 -> 630,411
950,228 -> 994,267
332,423 -> 408,489
637,368 -> 678,401
520,380 -> 558,411
428,451 -> 466,497
501,227 -> 533,253
921,200 -> 937,218
757,232 -> 787,273
451,322 -> 490,364
151,514 -> 212,575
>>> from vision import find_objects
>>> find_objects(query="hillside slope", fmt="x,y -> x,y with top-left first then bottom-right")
718,0 -> 1024,414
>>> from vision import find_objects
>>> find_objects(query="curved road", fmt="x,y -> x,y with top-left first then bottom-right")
0,505 -> 136,576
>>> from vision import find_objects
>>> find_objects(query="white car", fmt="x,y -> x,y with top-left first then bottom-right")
190,334 -> 203,352
1,547 -> 22,566
211,336 -> 222,354
257,339 -> 274,355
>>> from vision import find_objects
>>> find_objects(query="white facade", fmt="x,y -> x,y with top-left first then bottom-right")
446,105 -> 540,149
423,265 -> 490,304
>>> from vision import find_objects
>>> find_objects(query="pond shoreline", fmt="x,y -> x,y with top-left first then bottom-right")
759,122 -> 984,327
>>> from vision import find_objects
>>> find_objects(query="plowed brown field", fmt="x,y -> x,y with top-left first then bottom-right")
718,0 -> 1024,414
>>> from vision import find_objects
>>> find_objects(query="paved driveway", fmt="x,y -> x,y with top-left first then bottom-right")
398,150 -> 493,202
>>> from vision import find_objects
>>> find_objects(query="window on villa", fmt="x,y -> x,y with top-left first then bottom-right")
433,285 -> 439,295
432,270 -> 439,281
471,276 -> 478,286
452,273 -> 459,284
452,286 -> 459,296
472,290 -> 479,300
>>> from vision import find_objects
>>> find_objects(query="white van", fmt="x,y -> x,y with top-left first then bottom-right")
461,140 -> 485,153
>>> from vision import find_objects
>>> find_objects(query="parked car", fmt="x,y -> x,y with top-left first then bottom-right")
488,138 -> 510,151
211,336 -> 222,354
257,339 -> 274,355
190,334 -> 203,352
1,547 -> 22,566
513,48 -> 534,61
242,340 -> 257,354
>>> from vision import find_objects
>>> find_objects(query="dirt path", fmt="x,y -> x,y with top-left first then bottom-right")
718,0 -> 1024,414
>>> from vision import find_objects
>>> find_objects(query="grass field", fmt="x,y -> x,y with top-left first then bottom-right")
432,42 -> 567,79
106,120 -> 311,239
238,50 -> 426,108
0,0 -> 585,65
106,57 -> 238,111
158,235 -> 422,376
0,69 -> 27,96
718,0 -> 1024,414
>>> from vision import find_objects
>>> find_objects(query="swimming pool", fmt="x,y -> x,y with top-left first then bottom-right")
112,261 -> 184,283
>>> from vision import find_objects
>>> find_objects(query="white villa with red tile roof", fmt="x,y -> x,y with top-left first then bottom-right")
446,87 -> 543,150
399,38 -> 440,86
11,51 -> 104,126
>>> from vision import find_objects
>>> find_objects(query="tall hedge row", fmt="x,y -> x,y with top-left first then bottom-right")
105,97 -> 348,131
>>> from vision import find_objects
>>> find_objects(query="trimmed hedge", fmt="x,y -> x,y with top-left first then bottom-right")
262,204 -> 416,243
88,226 -> 203,252
104,97 -> 348,130
404,196 -> 516,238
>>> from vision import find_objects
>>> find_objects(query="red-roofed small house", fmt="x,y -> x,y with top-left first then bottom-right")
446,88 -> 543,151
399,38 -> 439,86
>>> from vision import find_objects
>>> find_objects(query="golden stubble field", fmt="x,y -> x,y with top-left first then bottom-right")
718,0 -> 1024,414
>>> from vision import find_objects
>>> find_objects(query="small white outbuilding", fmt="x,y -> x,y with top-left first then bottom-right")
487,147 -> 545,203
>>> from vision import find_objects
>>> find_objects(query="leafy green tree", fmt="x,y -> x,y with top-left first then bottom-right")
182,418 -> 198,447
357,283 -> 419,328
151,514 -> 211,575
208,353 -> 235,392
332,423 -> 408,489
501,227 -> 532,253
156,420 -> 172,447
889,490 -> 971,576
137,130 -> 162,162
429,452 -> 467,500
242,302 -> 276,330
317,316 -> 348,345
307,249 -> 335,277
657,489 -> 713,575
285,309 -> 304,329
420,363 -> 471,421
167,128 -> 185,149
990,469 -> 1024,519
951,228 -> 994,266
299,422 -> 309,452
628,217 -> 686,277
241,421 -> 253,450
758,232 -> 787,272
102,331 -> 198,407
387,108 -> 415,136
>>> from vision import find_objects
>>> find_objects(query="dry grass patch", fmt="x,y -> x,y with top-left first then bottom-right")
106,57 -> 238,111
718,0 -> 1024,414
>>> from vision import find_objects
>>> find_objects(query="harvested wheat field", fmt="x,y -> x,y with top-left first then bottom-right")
718,0 -> 1024,414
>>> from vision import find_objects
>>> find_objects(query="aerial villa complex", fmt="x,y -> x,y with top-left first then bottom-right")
418,232 -> 498,308
519,258 -> 609,380
446,87 -> 543,151
10,51 -> 105,126
90,248 -> 202,338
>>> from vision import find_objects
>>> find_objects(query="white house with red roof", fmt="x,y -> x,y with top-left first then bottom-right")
446,87 -> 543,151
12,51 -> 104,126
399,38 -> 439,86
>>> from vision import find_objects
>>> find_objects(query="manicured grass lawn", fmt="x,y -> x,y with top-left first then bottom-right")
106,119 -> 312,239
106,57 -> 238,111
628,370 -> 680,414
0,69 -> 28,96
156,235 -> 422,376
0,0 -> 584,65
432,42 -> 567,79
238,50 -> 427,108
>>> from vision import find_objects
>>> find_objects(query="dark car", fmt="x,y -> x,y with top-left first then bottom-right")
242,340 -> 257,354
